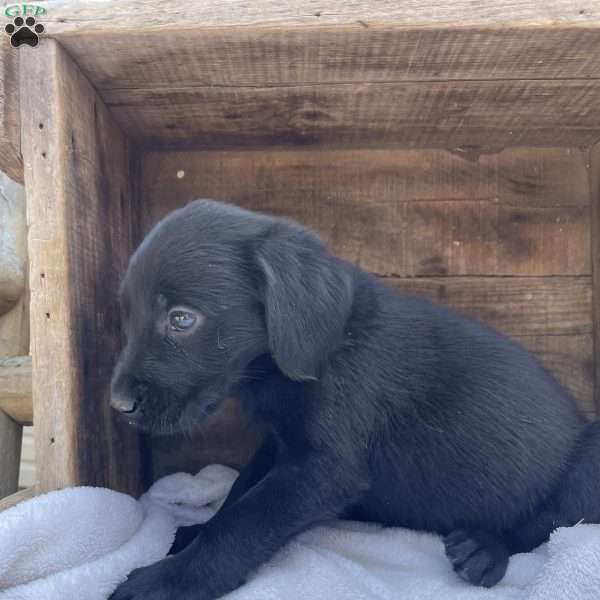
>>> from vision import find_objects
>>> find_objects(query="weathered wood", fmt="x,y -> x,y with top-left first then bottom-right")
0,409 -> 21,498
589,144 -> 600,414
19,40 -> 144,495
0,486 -> 37,513
0,169 -> 26,315
143,148 -> 590,276
55,28 -> 600,93
38,1 -> 600,33
19,427 -> 35,489
386,277 -> 592,337
0,171 -> 28,500
0,45 -> 21,183
0,356 -> 32,425
105,79 -> 600,149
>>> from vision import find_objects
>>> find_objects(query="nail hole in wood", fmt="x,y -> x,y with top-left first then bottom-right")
42,152 -> 46,158
580,9 -> 586,14
39,123 -> 44,129
40,273 -> 45,278
45,312 -> 50,319
50,437 -> 55,444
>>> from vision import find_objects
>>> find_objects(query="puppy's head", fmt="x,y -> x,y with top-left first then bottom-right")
110,200 -> 354,434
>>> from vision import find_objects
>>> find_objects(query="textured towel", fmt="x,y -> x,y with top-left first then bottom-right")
0,465 -> 238,600
1,464 -> 599,600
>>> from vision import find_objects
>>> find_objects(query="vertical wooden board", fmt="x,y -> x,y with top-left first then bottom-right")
142,148 -> 590,276
589,144 -> 600,415
20,40 -> 143,494
0,45 -> 21,183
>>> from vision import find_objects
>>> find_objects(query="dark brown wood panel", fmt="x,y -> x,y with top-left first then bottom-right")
20,40 -> 143,495
143,148 -> 591,276
386,277 -> 592,337
106,79 -> 600,148
60,28 -> 600,91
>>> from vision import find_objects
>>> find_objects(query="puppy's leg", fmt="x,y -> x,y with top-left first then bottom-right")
170,434 -> 277,555
444,529 -> 509,587
112,454 -> 365,600
507,420 -> 600,554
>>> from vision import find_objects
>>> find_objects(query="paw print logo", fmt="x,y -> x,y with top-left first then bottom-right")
5,16 -> 44,48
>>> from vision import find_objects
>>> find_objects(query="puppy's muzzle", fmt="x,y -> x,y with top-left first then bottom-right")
110,392 -> 137,414
110,375 -> 148,417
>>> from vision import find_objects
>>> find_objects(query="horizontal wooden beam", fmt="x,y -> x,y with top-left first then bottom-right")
40,1 -> 600,33
0,356 -> 32,425
0,486 -> 37,513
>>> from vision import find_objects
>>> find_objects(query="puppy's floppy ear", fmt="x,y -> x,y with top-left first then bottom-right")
255,223 -> 354,381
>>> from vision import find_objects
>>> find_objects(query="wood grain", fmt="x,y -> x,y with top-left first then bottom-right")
0,45 -> 21,183
105,79 -> 600,149
386,277 -> 592,337
0,172 -> 26,316
589,144 -> 600,414
0,356 -> 32,425
37,1 -> 600,33
60,28 -> 600,92
0,486 -> 37,513
20,39 -> 144,495
143,148 -> 591,276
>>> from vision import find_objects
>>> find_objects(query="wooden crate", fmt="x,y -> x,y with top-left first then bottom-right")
1,1 -> 600,501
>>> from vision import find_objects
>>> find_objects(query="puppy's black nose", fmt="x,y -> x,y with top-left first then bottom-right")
110,392 -> 137,414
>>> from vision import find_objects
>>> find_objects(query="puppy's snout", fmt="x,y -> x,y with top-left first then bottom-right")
110,374 -> 147,415
110,391 -> 137,414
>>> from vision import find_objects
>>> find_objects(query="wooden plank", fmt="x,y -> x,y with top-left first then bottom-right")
0,410 -> 21,498
0,356 -> 32,425
0,45 -> 22,183
58,28 -> 600,92
0,171 -> 26,316
105,79 -> 600,149
38,1 -> 600,33
589,144 -> 600,414
143,148 -> 590,276
19,427 -> 35,489
0,486 -> 36,513
19,39 -> 144,495
386,277 -> 592,337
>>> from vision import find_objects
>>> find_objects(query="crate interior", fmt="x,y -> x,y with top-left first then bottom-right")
20,23 -> 600,494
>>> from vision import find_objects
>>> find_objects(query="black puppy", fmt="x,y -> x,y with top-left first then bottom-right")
110,199 -> 600,600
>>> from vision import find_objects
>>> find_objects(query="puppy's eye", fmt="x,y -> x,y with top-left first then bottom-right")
168,309 -> 199,332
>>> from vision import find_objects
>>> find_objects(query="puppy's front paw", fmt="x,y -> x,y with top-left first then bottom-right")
109,556 -> 201,600
444,528 -> 509,588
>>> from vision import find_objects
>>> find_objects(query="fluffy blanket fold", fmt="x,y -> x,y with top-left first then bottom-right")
0,465 -> 597,600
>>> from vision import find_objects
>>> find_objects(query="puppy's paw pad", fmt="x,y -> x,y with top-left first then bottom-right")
444,529 -> 509,588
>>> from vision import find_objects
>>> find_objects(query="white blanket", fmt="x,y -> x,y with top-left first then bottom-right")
1,465 -> 598,600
